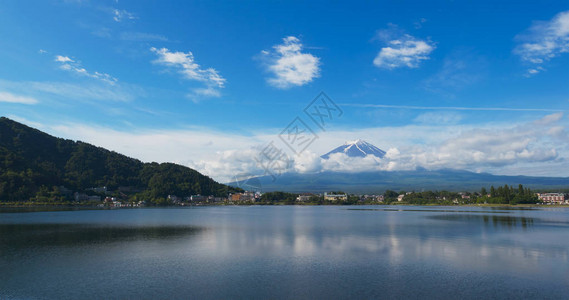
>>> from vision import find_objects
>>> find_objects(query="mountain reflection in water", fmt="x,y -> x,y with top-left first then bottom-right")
1,206 -> 568,299
0,224 -> 204,248
429,214 -> 535,229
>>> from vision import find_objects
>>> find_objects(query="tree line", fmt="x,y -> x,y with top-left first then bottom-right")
384,184 -> 539,205
251,184 -> 543,206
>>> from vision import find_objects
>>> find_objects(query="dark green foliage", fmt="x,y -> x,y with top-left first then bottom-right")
383,190 -> 399,202
0,117 -> 241,202
260,191 -> 297,204
397,184 -> 539,205
484,184 -> 538,204
402,190 -> 459,205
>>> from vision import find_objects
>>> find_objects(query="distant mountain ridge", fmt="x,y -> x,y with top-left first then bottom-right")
230,169 -> 569,193
321,139 -> 386,159
229,139 -> 569,193
0,117 -> 241,202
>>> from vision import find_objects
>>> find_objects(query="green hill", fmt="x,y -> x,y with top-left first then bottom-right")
0,117 -> 241,204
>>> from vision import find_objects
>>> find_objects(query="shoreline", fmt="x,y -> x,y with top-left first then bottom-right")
1,202 -> 567,209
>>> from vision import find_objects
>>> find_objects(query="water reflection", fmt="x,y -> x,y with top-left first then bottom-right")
347,208 -> 509,213
0,207 -> 99,213
429,214 -> 535,229
0,224 -> 204,248
429,213 -> 569,229
486,206 -> 539,211
195,215 -> 569,265
1,207 -> 569,299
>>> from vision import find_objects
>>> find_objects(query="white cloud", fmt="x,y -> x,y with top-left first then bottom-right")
0,91 -> 39,105
190,86 -> 221,98
514,10 -> 569,75
526,67 -> 544,76
0,79 -> 140,103
84,112 -> 569,179
413,112 -> 462,125
190,148 -> 272,183
120,32 -> 168,42
307,113 -> 567,175
54,55 -> 118,85
261,36 -> 321,89
10,113 -> 567,183
113,9 -> 136,22
150,47 -> 225,99
44,123 -> 278,182
422,51 -> 485,97
535,111 -> 564,124
373,29 -> 435,69
413,18 -> 427,29
314,117 -> 562,174
343,103 -> 561,113
5,115 -> 44,129
55,55 -> 73,63
419,124 -> 559,169
91,27 -> 112,39
321,153 -> 384,172
293,151 -> 322,173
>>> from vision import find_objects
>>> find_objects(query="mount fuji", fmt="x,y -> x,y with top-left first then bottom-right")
228,139 -> 569,193
321,139 -> 386,159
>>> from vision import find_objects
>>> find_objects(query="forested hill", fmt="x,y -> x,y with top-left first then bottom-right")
0,117 -> 241,202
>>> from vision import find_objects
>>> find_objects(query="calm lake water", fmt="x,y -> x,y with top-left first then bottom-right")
1,205 -> 569,299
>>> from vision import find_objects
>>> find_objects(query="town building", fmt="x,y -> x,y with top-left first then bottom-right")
361,195 -> 384,202
324,192 -> 347,201
103,197 -> 121,207
88,195 -> 101,202
58,186 -> 72,196
168,195 -> 181,204
74,192 -> 89,202
190,195 -> 207,202
296,193 -> 313,202
230,192 -> 256,202
537,193 -> 566,204
87,186 -> 107,194
212,197 -> 225,203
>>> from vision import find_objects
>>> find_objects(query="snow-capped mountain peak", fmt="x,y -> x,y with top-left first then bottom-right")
345,139 -> 363,145
321,139 -> 386,159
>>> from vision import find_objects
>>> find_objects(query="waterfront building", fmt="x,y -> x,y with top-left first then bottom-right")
537,193 -> 566,204
324,192 -> 347,201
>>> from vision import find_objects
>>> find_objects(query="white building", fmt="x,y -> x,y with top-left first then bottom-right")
297,194 -> 313,202
537,193 -> 566,204
324,192 -> 347,201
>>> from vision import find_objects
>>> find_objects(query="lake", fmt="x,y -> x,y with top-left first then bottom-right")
1,206 -> 569,299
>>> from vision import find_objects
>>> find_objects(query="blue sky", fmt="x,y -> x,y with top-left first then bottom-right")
1,0 -> 568,181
